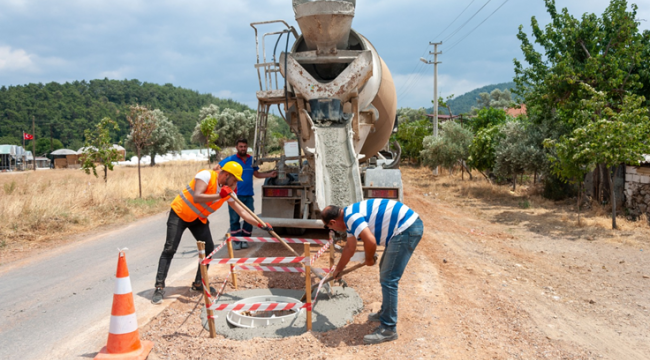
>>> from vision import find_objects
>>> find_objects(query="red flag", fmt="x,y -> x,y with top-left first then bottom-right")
23,133 -> 33,140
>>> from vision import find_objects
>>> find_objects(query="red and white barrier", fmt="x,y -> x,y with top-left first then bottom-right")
202,256 -> 306,266
310,240 -> 331,264
208,302 -> 304,312
228,236 -> 329,245
233,265 -> 332,273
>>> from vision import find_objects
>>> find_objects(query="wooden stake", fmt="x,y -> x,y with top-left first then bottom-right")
227,236 -> 238,289
329,233 -> 335,270
197,241 -> 217,338
304,243 -> 312,331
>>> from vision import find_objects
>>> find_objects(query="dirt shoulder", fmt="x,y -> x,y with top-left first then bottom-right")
141,168 -> 650,359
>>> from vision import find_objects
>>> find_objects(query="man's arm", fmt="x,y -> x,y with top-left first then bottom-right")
333,228 -> 377,278
193,179 -> 223,203
253,170 -> 278,179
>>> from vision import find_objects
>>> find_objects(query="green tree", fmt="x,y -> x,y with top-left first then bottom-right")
31,138 -> 63,156
420,121 -> 473,177
126,109 -> 184,166
393,119 -> 432,164
493,120 -> 542,190
126,105 -> 157,198
471,89 -> 514,114
80,117 -> 122,183
468,125 -> 503,182
192,105 -> 257,159
545,86 -> 650,228
468,107 -> 507,134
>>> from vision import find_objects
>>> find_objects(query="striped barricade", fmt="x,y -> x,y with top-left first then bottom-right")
202,256 -> 306,266
208,302 -> 307,312
228,236 -> 329,245
233,265 -> 332,273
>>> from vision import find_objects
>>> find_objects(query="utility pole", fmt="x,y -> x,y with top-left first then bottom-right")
420,41 -> 442,175
32,116 -> 36,171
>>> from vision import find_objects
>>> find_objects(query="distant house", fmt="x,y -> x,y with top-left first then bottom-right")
51,149 -> 80,169
26,153 -> 51,169
506,104 -> 527,117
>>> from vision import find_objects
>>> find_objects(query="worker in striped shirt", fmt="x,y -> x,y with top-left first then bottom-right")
321,199 -> 423,345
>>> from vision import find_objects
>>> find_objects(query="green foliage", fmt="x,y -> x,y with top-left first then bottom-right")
392,108 -> 431,163
125,109 -> 184,165
192,104 -> 257,151
420,121 -> 473,170
0,79 -> 250,149
4,181 -> 16,195
468,108 -> 507,134
0,135 -> 20,146
470,89 -> 514,115
493,120 -> 543,188
80,117 -> 122,182
468,125 -> 503,173
30,138 -> 64,156
266,114 -> 296,153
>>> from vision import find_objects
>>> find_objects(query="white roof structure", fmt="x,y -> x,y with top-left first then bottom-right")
51,149 -> 79,155
112,144 -> 125,151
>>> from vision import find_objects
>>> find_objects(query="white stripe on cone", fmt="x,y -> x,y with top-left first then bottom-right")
113,276 -> 133,295
109,313 -> 139,335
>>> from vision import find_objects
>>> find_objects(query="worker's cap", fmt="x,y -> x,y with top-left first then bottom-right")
221,161 -> 243,181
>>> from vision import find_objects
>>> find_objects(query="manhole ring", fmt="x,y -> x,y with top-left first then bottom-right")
226,295 -> 303,328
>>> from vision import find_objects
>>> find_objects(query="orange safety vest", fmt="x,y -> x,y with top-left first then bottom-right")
171,170 -> 231,223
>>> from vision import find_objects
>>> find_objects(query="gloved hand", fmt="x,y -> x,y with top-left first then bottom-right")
257,222 -> 273,233
219,186 -> 233,198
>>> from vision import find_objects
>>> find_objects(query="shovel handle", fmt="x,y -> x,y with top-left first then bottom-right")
230,194 -> 300,257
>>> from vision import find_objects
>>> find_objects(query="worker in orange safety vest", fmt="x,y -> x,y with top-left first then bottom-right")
151,161 -> 273,304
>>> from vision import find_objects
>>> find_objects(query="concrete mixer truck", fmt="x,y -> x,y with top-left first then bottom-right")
252,0 -> 402,234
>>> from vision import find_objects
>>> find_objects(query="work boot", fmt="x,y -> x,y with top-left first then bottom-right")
367,312 -> 381,322
232,241 -> 242,250
151,287 -> 165,305
191,283 -> 218,297
363,325 -> 398,345
241,241 -> 249,249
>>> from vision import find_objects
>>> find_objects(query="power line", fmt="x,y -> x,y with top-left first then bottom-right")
395,45 -> 430,98
433,0 -> 477,40
445,0 -> 511,54
396,62 -> 430,104
442,0 -> 493,43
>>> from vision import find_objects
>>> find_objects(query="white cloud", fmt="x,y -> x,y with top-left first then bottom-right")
0,46 -> 36,72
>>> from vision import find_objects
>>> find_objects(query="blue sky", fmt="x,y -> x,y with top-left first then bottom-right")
1,0 -> 649,109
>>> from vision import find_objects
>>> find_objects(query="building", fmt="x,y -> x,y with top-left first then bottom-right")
26,153 -> 51,169
506,104 -> 527,117
51,149 -> 80,169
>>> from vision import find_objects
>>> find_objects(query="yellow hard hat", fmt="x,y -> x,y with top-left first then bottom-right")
221,161 -> 243,181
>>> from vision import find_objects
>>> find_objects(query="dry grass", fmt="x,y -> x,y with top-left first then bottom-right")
0,162 -> 210,261
403,165 -> 650,234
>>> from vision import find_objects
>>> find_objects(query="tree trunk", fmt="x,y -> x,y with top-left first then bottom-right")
534,169 -> 537,184
513,174 -> 517,191
578,181 -> 582,225
104,165 -> 108,183
479,170 -> 492,184
150,152 -> 156,167
206,142 -> 211,164
137,147 -> 142,199
610,166 -> 618,229
461,161 -> 464,181
462,161 -> 473,180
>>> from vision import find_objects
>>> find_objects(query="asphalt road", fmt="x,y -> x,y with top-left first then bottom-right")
0,181 -> 262,360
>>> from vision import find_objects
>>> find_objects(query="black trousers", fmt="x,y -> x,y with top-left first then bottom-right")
154,210 -> 214,288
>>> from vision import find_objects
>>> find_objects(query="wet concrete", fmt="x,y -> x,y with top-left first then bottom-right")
201,287 -> 363,340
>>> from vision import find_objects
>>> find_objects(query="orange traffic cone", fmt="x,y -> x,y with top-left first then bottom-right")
95,250 -> 153,360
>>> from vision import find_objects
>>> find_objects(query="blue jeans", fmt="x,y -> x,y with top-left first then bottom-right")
378,217 -> 423,331
229,195 -> 254,240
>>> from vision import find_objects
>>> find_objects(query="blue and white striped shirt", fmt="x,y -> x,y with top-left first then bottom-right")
343,199 -> 419,246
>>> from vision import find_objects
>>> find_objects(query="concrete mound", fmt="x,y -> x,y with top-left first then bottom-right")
201,287 -> 363,340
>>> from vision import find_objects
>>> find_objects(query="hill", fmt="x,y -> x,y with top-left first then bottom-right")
429,81 -> 517,115
0,79 -> 251,150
